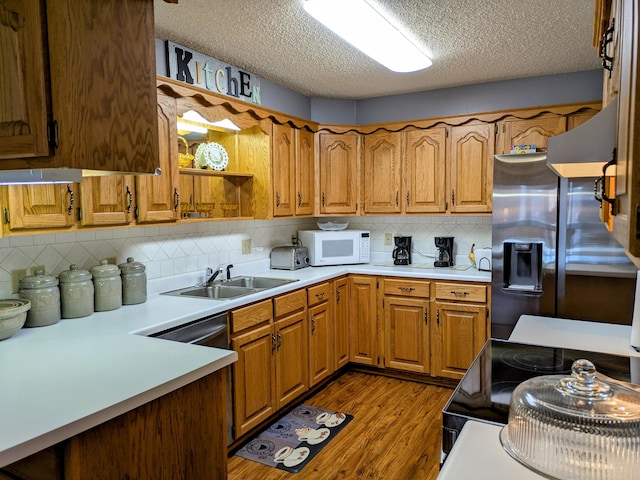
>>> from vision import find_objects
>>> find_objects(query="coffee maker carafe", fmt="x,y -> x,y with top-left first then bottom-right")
393,236 -> 412,265
434,236 -> 454,267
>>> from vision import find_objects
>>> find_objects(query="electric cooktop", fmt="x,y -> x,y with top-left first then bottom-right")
441,339 -> 636,459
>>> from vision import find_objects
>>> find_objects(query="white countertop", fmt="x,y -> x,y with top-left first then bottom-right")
1,258 -> 489,467
509,315 -> 640,358
437,421 -> 543,479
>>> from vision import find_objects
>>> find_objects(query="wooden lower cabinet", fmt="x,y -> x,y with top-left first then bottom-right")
382,278 -> 430,374
349,275 -> 378,366
231,293 -> 308,439
308,282 -> 334,386
432,282 -> 488,380
334,277 -> 350,370
0,372 -> 227,480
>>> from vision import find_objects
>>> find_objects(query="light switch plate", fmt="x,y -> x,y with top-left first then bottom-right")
242,239 -> 252,255
385,233 -> 393,246
11,269 -> 26,293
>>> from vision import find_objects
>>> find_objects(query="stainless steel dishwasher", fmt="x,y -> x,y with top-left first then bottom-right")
151,312 -> 233,445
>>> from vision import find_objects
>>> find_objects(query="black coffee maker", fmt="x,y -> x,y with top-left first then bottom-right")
393,236 -> 412,265
434,236 -> 454,267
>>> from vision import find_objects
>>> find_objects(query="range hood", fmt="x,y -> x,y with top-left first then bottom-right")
546,98 -> 617,178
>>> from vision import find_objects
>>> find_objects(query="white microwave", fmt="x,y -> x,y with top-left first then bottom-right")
298,230 -> 370,266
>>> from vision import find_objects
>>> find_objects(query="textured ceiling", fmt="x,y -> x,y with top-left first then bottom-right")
154,0 -> 602,100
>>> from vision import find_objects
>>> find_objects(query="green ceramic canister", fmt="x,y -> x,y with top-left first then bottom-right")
118,257 -> 147,305
19,268 -> 61,327
90,259 -> 122,312
58,264 -> 94,318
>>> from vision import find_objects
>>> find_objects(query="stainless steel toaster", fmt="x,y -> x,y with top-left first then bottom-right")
270,245 -> 310,270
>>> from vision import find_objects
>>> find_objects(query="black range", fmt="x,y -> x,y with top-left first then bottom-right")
441,339 -> 636,461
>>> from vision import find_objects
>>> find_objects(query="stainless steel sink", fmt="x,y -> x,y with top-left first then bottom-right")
223,276 -> 296,289
162,276 -> 297,300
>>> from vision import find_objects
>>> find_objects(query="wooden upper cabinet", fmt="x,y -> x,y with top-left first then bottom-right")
600,0 -> 621,107
318,132 -> 360,215
449,123 -> 495,213
362,131 -> 402,214
0,0 -> 159,173
0,0 -> 49,160
404,127 -> 447,213
497,115 -> 567,154
296,128 -> 315,216
272,124 -> 296,217
4,183 -> 76,230
79,176 -> 134,227
135,90 -> 179,223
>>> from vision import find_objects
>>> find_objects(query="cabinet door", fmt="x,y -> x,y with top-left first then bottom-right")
79,176 -> 134,226
318,132 -> 359,215
404,128 -> 447,213
272,123 -> 295,217
348,275 -> 378,366
362,131 -> 402,213
309,301 -> 333,386
135,90 -> 179,223
498,116 -> 566,154
275,311 -> 308,408
334,277 -> 350,370
5,183 -> 75,230
384,296 -> 430,374
432,301 -> 486,380
449,123 -> 495,213
601,0 -> 621,107
232,324 -> 275,437
296,128 -> 315,216
0,0 -> 49,159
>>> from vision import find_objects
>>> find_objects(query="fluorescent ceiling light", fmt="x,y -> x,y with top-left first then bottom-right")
303,0 -> 432,73
181,110 -> 241,131
177,121 -> 208,134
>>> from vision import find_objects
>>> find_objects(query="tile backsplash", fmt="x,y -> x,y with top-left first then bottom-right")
0,216 -> 491,297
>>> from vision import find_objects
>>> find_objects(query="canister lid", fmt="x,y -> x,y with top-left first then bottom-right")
118,257 -> 145,273
19,268 -> 59,289
58,264 -> 92,283
90,259 -> 121,277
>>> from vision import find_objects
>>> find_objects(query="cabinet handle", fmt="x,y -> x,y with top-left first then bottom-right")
297,192 -> 302,207
67,184 -> 74,215
336,288 -> 341,303
395,191 -> 399,206
399,287 -> 415,292
3,208 -> 9,225
277,332 -> 282,349
173,188 -> 179,212
424,309 -> 428,325
322,192 -> 325,207
451,190 -> 455,206
315,292 -> 325,298
451,291 -> 470,296
594,151 -> 617,214
600,18 -> 615,78
436,311 -> 440,326
272,333 -> 277,352
311,317 -> 316,333
126,186 -> 133,214
406,191 -> 410,206
276,191 -> 281,207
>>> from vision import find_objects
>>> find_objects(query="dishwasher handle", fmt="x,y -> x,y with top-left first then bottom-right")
188,323 -> 228,347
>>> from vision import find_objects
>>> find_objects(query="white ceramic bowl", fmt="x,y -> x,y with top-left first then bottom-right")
0,299 -> 31,340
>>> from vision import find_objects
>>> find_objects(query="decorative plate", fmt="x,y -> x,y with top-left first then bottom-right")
194,142 -> 229,171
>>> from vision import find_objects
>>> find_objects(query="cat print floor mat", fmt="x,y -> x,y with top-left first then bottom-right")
234,404 -> 353,473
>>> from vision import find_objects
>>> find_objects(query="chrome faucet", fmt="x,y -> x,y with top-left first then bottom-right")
205,266 -> 224,285
226,264 -> 234,280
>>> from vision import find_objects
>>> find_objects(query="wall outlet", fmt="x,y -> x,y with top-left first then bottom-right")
31,265 -> 46,275
242,239 -> 252,255
11,269 -> 26,293
385,233 -> 393,246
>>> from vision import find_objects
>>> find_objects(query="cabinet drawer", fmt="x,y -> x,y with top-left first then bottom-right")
274,289 -> 307,318
308,282 -> 332,306
384,278 -> 430,298
231,299 -> 273,334
435,283 -> 486,302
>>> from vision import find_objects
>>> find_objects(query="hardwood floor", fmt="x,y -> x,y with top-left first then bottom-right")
228,372 -> 452,480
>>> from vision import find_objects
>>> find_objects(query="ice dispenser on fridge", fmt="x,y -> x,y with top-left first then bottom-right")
503,242 -> 542,291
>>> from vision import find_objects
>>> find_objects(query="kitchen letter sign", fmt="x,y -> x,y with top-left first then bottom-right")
166,41 -> 262,105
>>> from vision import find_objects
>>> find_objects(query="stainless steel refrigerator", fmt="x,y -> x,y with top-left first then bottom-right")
491,153 -> 637,339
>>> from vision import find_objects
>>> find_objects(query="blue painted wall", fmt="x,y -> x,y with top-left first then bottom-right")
156,39 -> 603,126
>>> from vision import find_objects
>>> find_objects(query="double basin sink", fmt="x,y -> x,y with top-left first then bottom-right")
162,276 -> 297,300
